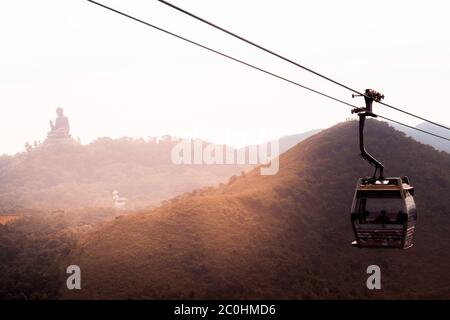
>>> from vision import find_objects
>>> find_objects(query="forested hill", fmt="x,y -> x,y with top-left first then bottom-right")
64,120 -> 450,299
0,136 -> 250,210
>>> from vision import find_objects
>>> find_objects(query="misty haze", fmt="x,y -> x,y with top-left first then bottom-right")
1,0 -> 449,306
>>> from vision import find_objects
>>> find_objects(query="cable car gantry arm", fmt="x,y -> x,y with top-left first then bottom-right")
352,89 -> 385,180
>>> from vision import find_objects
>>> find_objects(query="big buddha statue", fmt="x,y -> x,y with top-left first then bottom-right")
46,107 -> 73,142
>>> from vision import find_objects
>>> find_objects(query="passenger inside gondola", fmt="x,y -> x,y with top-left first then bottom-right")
375,210 -> 391,224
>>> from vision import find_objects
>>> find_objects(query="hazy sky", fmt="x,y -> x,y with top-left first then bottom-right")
1,0 -> 449,155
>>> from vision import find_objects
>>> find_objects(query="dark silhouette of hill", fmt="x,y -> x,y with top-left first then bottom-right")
0,207 -> 123,299
391,121 -> 450,153
0,136 -> 251,211
63,120 -> 450,299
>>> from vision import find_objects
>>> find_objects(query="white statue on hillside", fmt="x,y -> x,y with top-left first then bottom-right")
112,190 -> 128,210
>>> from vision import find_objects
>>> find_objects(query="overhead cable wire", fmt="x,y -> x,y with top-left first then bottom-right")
376,115 -> 450,141
86,0 -> 450,142
86,0 -> 358,109
157,0 -> 450,132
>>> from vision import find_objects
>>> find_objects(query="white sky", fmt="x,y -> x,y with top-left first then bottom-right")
1,0 -> 449,155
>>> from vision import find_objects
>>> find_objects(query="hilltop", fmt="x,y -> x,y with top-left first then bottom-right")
0,136 -> 251,211
0,130 -> 321,212
63,120 -> 450,299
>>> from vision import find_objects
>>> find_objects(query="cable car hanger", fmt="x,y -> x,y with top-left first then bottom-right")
351,89 -> 385,180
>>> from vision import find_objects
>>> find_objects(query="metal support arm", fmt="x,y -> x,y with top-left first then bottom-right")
352,89 -> 385,180
358,113 -> 384,179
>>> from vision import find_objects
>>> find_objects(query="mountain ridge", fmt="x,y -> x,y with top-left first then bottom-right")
0,129 -> 322,211
391,121 -> 450,153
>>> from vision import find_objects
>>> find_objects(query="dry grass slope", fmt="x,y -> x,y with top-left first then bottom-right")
64,120 -> 450,299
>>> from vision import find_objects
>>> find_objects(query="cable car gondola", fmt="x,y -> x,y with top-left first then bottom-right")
350,89 -> 417,249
